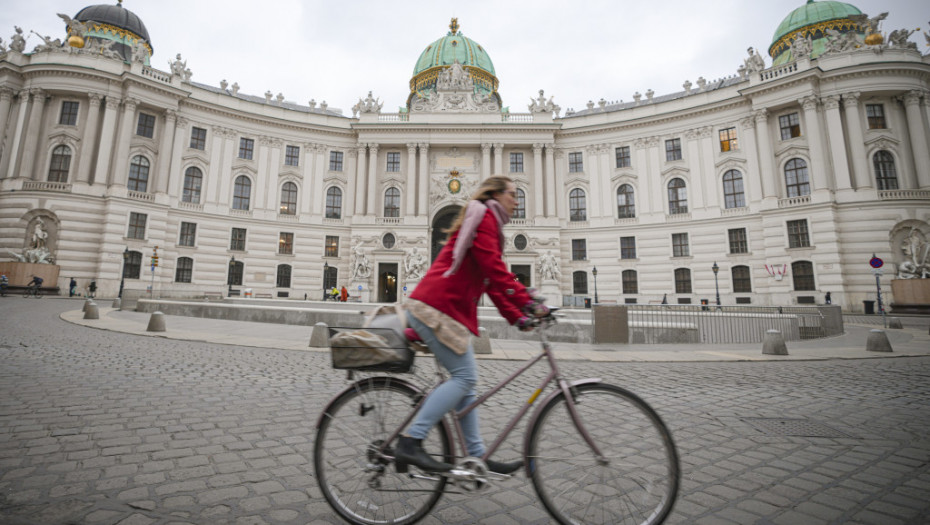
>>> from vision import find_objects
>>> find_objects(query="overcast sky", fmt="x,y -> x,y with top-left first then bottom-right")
3,1 -> 927,115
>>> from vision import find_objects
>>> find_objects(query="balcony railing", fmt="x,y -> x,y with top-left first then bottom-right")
376,217 -> 402,225
502,113 -> 534,123
230,209 -> 252,217
778,195 -> 811,208
377,113 -> 409,122
879,189 -> 930,200
22,181 -> 72,193
128,190 -> 155,202
721,206 -> 750,217
178,201 -> 203,211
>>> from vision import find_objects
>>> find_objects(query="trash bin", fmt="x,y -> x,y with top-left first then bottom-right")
863,300 -> 875,314
244,288 -> 253,298
584,298 -> 592,309
700,299 -> 709,311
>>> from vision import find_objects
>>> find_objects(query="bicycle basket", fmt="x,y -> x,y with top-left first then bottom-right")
329,325 -> 414,373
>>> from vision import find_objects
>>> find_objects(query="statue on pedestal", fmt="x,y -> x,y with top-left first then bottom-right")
537,250 -> 561,282
404,246 -> 426,281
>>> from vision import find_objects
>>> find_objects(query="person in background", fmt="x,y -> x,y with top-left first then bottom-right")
88,280 -> 97,298
69,277 -> 77,297
340,285 -> 348,302
0,274 -> 8,296
825,291 -> 832,305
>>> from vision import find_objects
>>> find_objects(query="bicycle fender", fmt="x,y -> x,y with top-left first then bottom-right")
314,376 -> 423,429
522,378 -> 602,477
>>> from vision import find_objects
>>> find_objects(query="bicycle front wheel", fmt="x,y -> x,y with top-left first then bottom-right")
314,376 -> 451,525
527,383 -> 679,525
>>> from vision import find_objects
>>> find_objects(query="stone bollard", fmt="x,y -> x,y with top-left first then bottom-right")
83,298 -> 94,313
146,311 -> 167,332
308,322 -> 329,348
887,317 -> 903,329
112,298 -> 121,310
473,327 -> 492,354
762,329 -> 788,355
83,302 -> 99,320
866,329 -> 892,352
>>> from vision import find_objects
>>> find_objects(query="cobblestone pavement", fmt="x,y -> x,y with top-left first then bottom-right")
1,298 -> 929,525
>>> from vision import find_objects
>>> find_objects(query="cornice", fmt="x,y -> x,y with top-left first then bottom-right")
555,99 -> 751,139
181,99 -> 356,140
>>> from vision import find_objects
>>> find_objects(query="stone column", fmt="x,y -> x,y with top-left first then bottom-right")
841,92 -> 869,189
256,136 -> 272,210
1,90 -> 28,180
753,110 -> 777,199
366,143 -> 379,216
553,149 -> 566,218
311,144 -> 326,216
645,137 -> 664,213
739,116 -> 763,205
165,116 -> 187,196
633,138 -> 652,214
697,127 -> 715,209
405,143 -> 417,216
585,145 -> 602,218
800,96 -> 830,194
532,143 -> 544,219
684,128 -> 707,210
92,97 -> 120,186
75,93 -> 102,184
493,143 -> 504,175
481,143 -> 491,179
213,127 -> 234,204
822,95 -> 852,191
21,89 -> 47,180
343,147 -> 356,217
903,91 -> 930,189
418,143 -> 429,216
0,88 -> 14,148
354,145 -> 367,215
598,144 -> 613,217
155,110 -> 177,194
545,144 -> 557,217
111,97 -> 139,186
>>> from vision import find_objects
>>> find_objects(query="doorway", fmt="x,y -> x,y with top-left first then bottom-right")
431,205 -> 461,262
511,264 -> 531,287
378,263 -> 398,303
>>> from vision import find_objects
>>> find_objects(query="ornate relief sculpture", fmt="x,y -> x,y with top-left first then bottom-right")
898,227 -> 930,279
537,250 -> 561,282
528,90 -> 560,116
352,91 -> 383,116
789,33 -> 812,59
404,246 -> 427,281
409,59 -> 500,113
351,239 -> 372,279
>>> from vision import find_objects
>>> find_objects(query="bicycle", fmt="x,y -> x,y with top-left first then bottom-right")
314,306 -> 680,525
23,283 -> 43,298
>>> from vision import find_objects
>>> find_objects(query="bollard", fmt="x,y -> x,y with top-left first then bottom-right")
473,327 -> 492,354
146,311 -> 167,332
83,298 -> 94,313
887,317 -> 903,329
762,329 -> 788,355
308,322 -> 329,348
866,329 -> 892,352
83,302 -> 99,320
112,298 -> 121,310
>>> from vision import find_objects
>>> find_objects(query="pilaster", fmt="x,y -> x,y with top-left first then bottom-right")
92,97 -> 120,186
366,143 -> 379,216
822,95 -> 852,191
76,93 -> 102,184
405,143 -> 417,216
799,96 -> 830,197
418,143 -> 429,216
532,143 -> 544,218
21,89 -> 47,181
841,92 -> 869,189
903,90 -> 930,188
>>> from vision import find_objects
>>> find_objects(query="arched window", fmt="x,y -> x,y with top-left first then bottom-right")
383,187 -> 400,217
622,270 -> 638,294
873,151 -> 898,190
123,250 -> 142,279
513,188 -> 526,219
572,270 -> 588,294
175,257 -> 193,283
722,170 -> 746,209
569,188 -> 587,222
48,145 -> 71,182
784,158 -> 810,197
228,260 -> 243,286
325,187 -> 343,219
128,155 -> 149,192
617,184 -> 635,218
182,167 -> 202,203
674,268 -> 692,294
791,261 -> 815,291
232,176 -> 251,210
323,264 -> 338,290
276,264 -> 292,288
732,265 -> 751,293
667,178 -> 688,214
280,181 -> 298,215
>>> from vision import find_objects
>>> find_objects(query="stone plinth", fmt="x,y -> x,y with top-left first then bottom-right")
0,262 -> 60,289
890,279 -> 930,314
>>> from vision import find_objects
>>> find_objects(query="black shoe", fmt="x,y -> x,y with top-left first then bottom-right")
486,459 -> 523,475
395,436 -> 452,473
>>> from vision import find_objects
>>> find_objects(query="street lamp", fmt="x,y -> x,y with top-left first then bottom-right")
323,262 -> 329,300
228,256 -> 236,297
118,247 -> 128,298
592,266 -> 599,305
712,261 -> 721,307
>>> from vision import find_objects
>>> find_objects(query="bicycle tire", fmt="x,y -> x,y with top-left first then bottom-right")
527,382 -> 679,525
22,288 -> 31,298
314,376 -> 451,525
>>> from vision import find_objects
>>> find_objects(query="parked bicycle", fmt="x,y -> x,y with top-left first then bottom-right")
315,306 -> 680,525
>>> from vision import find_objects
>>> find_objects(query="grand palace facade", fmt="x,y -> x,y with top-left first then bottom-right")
1,2 -> 928,311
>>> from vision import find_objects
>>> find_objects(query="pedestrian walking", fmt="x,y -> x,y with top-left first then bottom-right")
69,277 -> 77,297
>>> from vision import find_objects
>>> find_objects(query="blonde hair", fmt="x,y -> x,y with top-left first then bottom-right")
445,175 -> 514,237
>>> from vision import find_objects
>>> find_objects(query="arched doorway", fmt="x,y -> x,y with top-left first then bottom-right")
430,205 -> 461,262
377,263 -> 398,303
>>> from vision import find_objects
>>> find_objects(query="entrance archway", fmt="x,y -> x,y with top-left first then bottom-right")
430,205 -> 461,262
378,263 -> 398,303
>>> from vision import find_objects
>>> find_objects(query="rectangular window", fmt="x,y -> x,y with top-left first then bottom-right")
571,239 -> 587,261
719,127 -> 738,152
386,152 -> 401,172
615,146 -> 631,168
732,266 -> 752,293
674,268 -> 692,294
230,227 -> 247,251
178,222 -> 197,247
278,232 -> 294,255
866,104 -> 886,129
285,145 -> 300,166
787,219 -> 810,248
665,138 -> 682,161
510,152 -> 524,173
620,236 -> 636,259
238,137 -> 254,160
136,113 -> 156,138
569,152 -> 584,172
329,151 -> 343,171
175,257 -> 193,283
779,113 -> 801,140
127,212 -> 147,239
189,127 -> 207,150
325,235 -> 339,258
622,270 -> 638,294
572,272 -> 588,295
59,101 -> 79,126
672,233 -> 690,257
728,228 -> 748,254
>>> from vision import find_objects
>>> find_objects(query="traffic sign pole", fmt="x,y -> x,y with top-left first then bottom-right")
871,254 -> 886,327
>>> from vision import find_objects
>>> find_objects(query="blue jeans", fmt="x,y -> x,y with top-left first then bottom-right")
405,312 -> 485,457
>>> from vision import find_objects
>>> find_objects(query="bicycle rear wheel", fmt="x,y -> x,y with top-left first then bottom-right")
527,382 -> 679,525
314,376 -> 451,525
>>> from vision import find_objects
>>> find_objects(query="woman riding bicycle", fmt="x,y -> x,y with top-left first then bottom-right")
397,175 -> 547,475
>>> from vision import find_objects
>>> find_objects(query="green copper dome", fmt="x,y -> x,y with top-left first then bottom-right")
769,0 -> 864,65
409,19 -> 499,99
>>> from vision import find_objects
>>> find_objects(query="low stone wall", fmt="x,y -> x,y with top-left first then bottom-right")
0,261 -> 60,293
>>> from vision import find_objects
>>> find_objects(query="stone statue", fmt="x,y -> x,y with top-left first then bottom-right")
8,217 -> 53,264
169,54 -> 186,77
436,60 -> 473,91
528,89 -> 561,116
0,37 -> 6,54
790,33 -> 812,59
352,91 -> 383,116
743,47 -> 766,73
849,12 -> 888,37
537,250 -> 561,282
30,32 -> 62,53
32,218 -> 48,249
130,38 -> 147,63
898,227 -> 930,279
888,28 -> 918,50
10,26 -> 26,53
404,246 -> 426,281
351,240 -> 372,279
823,28 -> 861,54
57,13 -> 88,39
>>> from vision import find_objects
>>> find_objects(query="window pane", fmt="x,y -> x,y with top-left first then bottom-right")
136,113 -> 155,138
510,152 -> 524,173
672,233 -> 690,257
59,101 -> 79,126
182,167 -> 202,203
325,235 -> 339,257
189,127 -> 207,150
179,222 -> 196,247
787,219 -> 810,248
620,236 -> 636,259
279,232 -> 294,255
123,251 -> 142,279
784,158 -> 810,197
128,212 -> 147,239
668,178 -> 688,214
227,260 -> 243,286
128,156 -> 149,192
280,181 -> 298,215
326,187 -> 342,219
384,187 -> 400,217
728,228 -> 748,254
866,104 -> 886,129
285,145 -> 300,166
722,170 -> 745,208
571,239 -> 586,261
873,151 -> 898,190
329,151 -> 343,171
792,261 -> 815,291
513,189 -> 526,219
719,128 -> 738,152
569,152 -> 583,172
617,184 -> 635,218
175,257 -> 193,283
233,176 -> 251,210
572,271 -> 588,294
276,264 -> 292,288
616,146 -> 631,168
569,189 -> 587,221
622,270 -> 638,294
674,268 -> 692,294
48,145 -> 72,182
239,138 -> 254,159
230,228 -> 246,251
779,113 -> 801,140
665,138 -> 682,161
732,265 -> 752,293
386,152 -> 400,172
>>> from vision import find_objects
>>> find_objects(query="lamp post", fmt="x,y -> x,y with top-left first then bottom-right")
592,266 -> 599,305
323,262 -> 329,300
118,247 -> 128,298
712,261 -> 721,307
228,256 -> 236,297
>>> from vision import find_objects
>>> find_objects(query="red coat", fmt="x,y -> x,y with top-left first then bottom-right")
410,211 -> 531,335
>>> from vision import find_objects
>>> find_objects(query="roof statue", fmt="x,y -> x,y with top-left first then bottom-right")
30,31 -> 62,53
743,47 -> 766,73
528,90 -> 560,116
409,58 -> 500,113
352,91 -> 383,116
888,28 -> 918,50
790,33 -> 813,59
10,27 -> 26,53
823,27 -> 862,54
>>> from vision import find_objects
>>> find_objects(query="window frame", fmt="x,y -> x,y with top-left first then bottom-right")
182,166 -> 203,203
59,101 -> 79,126
278,232 -> 294,255
284,145 -> 300,167
571,239 -> 587,261
622,269 -> 638,294
189,127 -> 207,150
123,251 -> 142,279
238,137 -> 254,160
665,138 -> 682,161
325,187 -> 343,219
873,150 -> 898,190
178,222 -> 197,247
127,212 -> 147,240
572,271 -> 588,295
617,184 -> 635,218
732,265 -> 752,293
513,188 -> 526,219
569,188 -> 587,222
722,169 -> 746,209
232,175 -> 251,210
128,155 -> 150,192
48,145 -> 72,182
866,104 -> 886,130
784,158 -> 810,197
175,257 -> 193,283
568,152 -> 584,173
615,146 -> 631,168
136,112 -> 156,138
509,152 -> 524,173
280,181 -> 298,215
667,178 -> 688,214
674,268 -> 692,294
728,228 -> 748,254
230,227 -> 247,251
324,235 -> 339,258
228,260 -> 244,286
672,233 -> 690,257
791,261 -> 816,291
386,151 -> 401,172
383,187 -> 401,217
276,264 -> 292,288
329,151 -> 344,171
779,112 -> 801,140
787,219 -> 810,248
620,236 -> 636,259
719,127 -> 738,152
